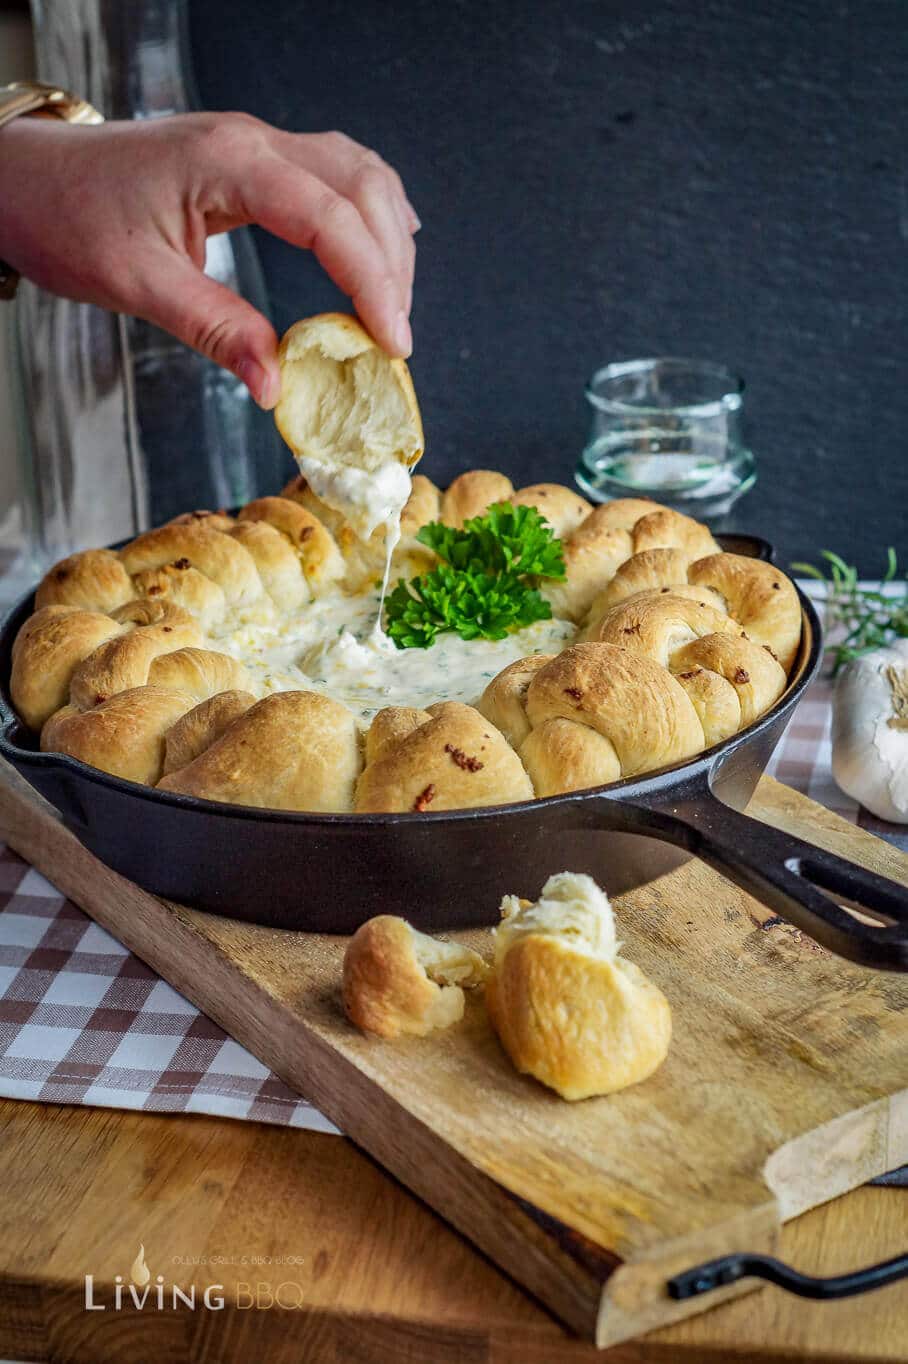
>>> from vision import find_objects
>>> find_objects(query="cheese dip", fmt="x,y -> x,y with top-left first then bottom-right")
213,587 -> 576,723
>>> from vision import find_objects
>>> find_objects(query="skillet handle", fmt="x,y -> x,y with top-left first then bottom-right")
591,782 -> 908,971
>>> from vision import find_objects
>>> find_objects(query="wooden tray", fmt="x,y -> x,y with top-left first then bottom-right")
1,760 -> 906,1349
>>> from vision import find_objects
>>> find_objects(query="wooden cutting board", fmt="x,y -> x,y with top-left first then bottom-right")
1,759 -> 906,1350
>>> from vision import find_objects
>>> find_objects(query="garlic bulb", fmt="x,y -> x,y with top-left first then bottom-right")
832,639 -> 908,823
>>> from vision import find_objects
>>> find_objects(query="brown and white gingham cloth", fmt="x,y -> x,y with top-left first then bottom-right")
0,852 -> 337,1132
0,583 -> 905,1140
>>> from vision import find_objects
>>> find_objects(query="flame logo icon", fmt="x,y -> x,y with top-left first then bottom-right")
130,1244 -> 150,1288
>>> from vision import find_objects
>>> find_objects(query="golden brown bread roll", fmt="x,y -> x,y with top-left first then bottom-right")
520,642 -> 704,794
167,509 -> 236,533
440,470 -> 515,527
274,312 -> 423,540
161,690 -> 257,776
10,606 -> 125,729
671,632 -> 787,732
486,872 -> 672,1101
120,523 -> 267,611
665,658 -> 743,749
688,553 -> 802,672
363,706 -> 432,766
587,592 -> 787,744
130,562 -> 229,634
520,717 -> 623,792
585,548 -> 802,674
575,497 -> 661,532
236,496 -> 344,595
356,702 -> 534,812
158,691 -> 362,811
587,592 -> 739,666
631,506 -> 720,558
42,687 -> 196,786
477,654 -> 554,748
585,547 -> 696,619
145,648 -> 253,705
342,916 -> 488,1039
543,500 -> 722,625
541,511 -> 634,622
226,520 -> 310,613
34,549 -> 134,615
507,483 -> 592,538
67,602 -> 203,711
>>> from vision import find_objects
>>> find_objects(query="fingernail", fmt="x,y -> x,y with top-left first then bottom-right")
409,209 -> 422,232
393,311 -> 413,357
238,358 -> 280,409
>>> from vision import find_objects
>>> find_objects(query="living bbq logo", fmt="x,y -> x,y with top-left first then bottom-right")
84,1244 -> 308,1311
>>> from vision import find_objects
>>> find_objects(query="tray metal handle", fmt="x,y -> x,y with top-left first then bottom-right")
669,1248 -> 908,1302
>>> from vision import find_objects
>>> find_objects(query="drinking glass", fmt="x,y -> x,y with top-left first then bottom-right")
575,358 -> 756,518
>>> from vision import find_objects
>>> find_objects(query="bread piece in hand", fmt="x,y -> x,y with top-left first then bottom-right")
486,872 -> 671,1101
274,313 -> 424,541
343,916 -> 488,1039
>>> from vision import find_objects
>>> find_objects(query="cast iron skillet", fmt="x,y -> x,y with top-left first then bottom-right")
1,534 -> 907,968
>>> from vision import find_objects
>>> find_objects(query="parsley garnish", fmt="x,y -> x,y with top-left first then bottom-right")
386,503 -> 566,649
791,548 -> 908,674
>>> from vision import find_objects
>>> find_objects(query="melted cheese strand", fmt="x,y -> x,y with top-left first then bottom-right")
372,515 -> 402,646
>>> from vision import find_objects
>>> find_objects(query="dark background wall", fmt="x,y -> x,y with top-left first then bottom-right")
189,0 -> 907,573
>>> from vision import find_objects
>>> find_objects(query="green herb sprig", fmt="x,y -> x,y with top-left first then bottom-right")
386,503 -> 566,650
791,548 -> 908,674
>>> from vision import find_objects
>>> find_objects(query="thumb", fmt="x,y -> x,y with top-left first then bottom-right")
135,260 -> 281,409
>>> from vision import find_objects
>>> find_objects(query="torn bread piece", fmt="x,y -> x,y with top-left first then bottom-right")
274,313 -> 424,543
486,872 -> 671,1100
342,915 -> 488,1039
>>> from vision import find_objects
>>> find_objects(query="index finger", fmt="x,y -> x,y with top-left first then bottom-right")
239,154 -> 411,356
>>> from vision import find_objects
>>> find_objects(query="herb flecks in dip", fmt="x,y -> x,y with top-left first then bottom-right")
214,587 -> 576,723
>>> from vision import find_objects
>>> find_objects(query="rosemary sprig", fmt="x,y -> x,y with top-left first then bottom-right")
791,548 -> 908,674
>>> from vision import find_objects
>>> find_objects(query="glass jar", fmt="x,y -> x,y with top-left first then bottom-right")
575,358 -> 756,518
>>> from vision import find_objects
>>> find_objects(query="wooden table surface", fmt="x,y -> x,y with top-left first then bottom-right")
1,1093 -> 906,1363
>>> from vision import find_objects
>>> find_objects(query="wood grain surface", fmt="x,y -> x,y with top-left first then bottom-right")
1,1099 -> 907,1364
1,761 -> 907,1356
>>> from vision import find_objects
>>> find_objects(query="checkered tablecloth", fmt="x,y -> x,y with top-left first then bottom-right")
0,585 -> 906,1141
0,850 -> 338,1131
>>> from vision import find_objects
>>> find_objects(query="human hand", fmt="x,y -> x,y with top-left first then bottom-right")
0,112 -> 419,407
